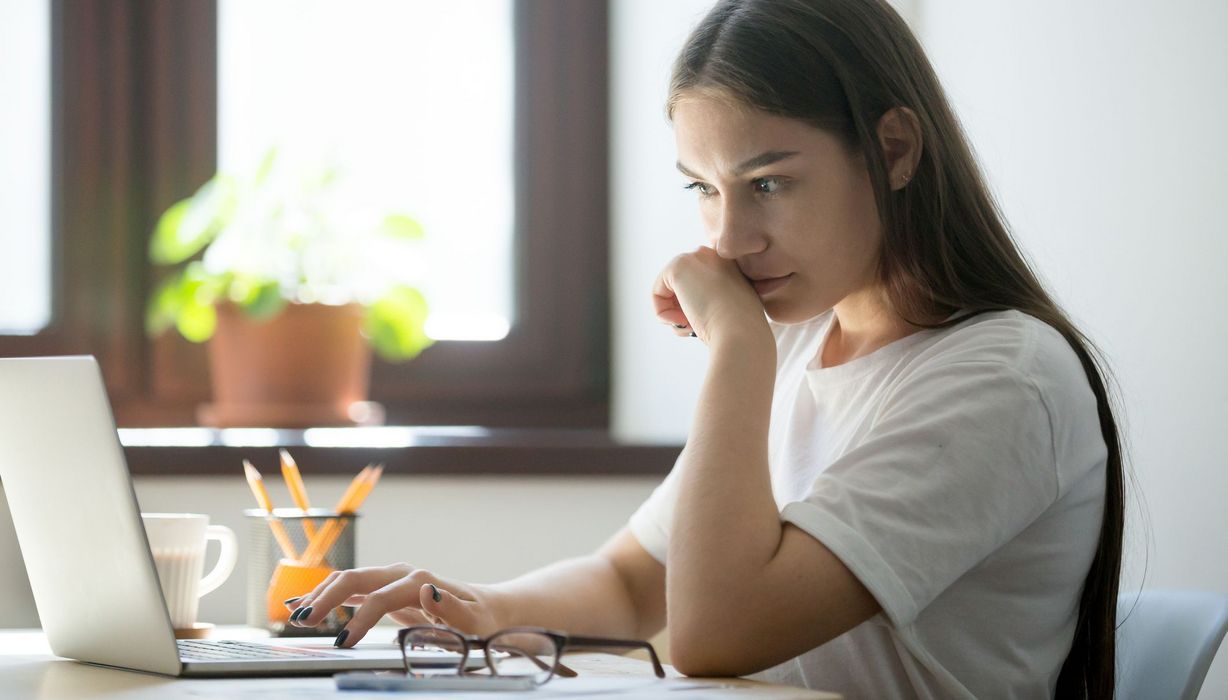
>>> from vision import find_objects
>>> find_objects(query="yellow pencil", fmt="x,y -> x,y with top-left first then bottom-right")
301,465 -> 382,567
299,466 -> 368,566
335,465 -> 373,512
345,464 -> 383,513
243,460 -> 300,561
279,449 -> 317,539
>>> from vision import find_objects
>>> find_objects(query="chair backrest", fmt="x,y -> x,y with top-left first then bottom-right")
1116,589 -> 1228,700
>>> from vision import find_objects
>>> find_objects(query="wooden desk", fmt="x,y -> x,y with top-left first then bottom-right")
0,628 -> 839,699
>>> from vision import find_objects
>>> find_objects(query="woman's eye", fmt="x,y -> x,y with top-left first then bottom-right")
683,181 -> 715,197
753,177 -> 782,195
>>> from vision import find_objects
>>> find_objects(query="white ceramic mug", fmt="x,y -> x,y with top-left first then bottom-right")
141,513 -> 237,630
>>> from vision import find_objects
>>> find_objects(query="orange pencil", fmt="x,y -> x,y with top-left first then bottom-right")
243,460 -> 300,561
296,465 -> 370,563
342,464 -> 383,514
299,466 -> 369,566
301,465 -> 383,566
334,465 -> 374,513
279,449 -> 317,539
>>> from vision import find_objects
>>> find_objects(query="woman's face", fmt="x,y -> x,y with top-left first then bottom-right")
672,91 -> 885,324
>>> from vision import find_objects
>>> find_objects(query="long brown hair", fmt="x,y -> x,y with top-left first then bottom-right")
668,1 -> 1124,696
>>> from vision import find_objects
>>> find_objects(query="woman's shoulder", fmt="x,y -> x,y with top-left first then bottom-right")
915,309 -> 1056,361
909,309 -> 1092,404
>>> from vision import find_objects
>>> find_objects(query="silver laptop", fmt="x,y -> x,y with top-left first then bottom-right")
0,356 -> 468,676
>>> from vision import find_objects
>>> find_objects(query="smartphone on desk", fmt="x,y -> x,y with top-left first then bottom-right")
335,671 -> 536,692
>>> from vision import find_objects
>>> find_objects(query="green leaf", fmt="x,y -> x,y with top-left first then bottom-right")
175,299 -> 217,343
149,176 -> 237,265
182,261 -> 227,301
380,213 -> 425,240
145,264 -> 225,342
149,199 -> 195,264
241,281 -> 286,320
145,275 -> 186,337
363,285 -> 433,362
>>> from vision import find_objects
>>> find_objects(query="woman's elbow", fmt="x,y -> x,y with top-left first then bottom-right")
668,625 -> 761,678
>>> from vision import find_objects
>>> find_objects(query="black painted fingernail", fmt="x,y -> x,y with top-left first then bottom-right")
673,323 -> 687,329
289,607 -> 304,621
334,629 -> 350,647
429,584 -> 442,602
689,332 -> 697,338
283,596 -> 301,605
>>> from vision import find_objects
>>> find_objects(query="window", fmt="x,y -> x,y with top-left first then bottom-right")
0,0 -> 611,430
0,0 -> 51,335
218,0 -> 516,341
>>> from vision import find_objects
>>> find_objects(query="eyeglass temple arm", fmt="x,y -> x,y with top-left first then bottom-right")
562,636 -> 667,678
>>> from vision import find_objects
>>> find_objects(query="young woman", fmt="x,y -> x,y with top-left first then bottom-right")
287,1 -> 1124,697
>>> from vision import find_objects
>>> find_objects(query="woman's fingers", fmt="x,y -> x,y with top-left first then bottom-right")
418,583 -> 486,633
653,250 -> 709,336
289,564 -> 411,627
388,608 -> 434,627
661,315 -> 694,336
336,573 -> 433,647
285,592 -> 367,610
290,563 -> 501,648
284,570 -> 341,611
652,246 -> 766,342
653,277 -> 693,334
335,576 -> 499,649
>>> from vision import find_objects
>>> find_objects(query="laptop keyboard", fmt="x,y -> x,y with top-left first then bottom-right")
178,639 -> 346,661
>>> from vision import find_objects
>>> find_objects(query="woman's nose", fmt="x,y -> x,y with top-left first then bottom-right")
710,200 -> 767,259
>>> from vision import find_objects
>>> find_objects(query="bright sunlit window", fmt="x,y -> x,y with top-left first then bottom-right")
218,0 -> 515,341
0,0 -> 51,334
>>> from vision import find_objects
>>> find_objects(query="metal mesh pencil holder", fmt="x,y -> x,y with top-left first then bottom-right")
245,508 -> 357,636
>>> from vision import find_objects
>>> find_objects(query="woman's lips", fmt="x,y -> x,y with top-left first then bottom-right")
751,274 -> 793,296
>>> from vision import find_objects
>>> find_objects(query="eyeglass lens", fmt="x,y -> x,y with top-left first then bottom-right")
403,627 -> 467,676
402,628 -> 559,685
487,630 -> 559,684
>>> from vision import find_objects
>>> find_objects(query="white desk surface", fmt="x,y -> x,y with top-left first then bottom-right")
0,628 -> 839,699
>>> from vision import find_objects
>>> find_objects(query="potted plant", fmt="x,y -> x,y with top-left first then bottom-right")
146,149 -> 433,427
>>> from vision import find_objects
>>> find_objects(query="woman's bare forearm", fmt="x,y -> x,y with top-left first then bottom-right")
486,529 -> 666,640
668,335 -> 781,636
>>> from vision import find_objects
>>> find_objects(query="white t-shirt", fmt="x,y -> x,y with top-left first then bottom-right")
628,309 -> 1107,699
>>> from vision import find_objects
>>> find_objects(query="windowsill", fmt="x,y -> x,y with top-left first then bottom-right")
120,427 -> 681,476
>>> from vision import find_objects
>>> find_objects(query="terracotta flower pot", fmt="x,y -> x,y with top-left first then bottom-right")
197,303 -> 382,427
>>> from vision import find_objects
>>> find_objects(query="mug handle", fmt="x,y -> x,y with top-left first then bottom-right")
199,524 -> 237,597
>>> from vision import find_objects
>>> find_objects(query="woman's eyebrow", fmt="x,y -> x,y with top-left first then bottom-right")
676,150 -> 801,179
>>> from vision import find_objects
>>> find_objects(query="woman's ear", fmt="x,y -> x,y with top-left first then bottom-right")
876,107 -> 923,190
